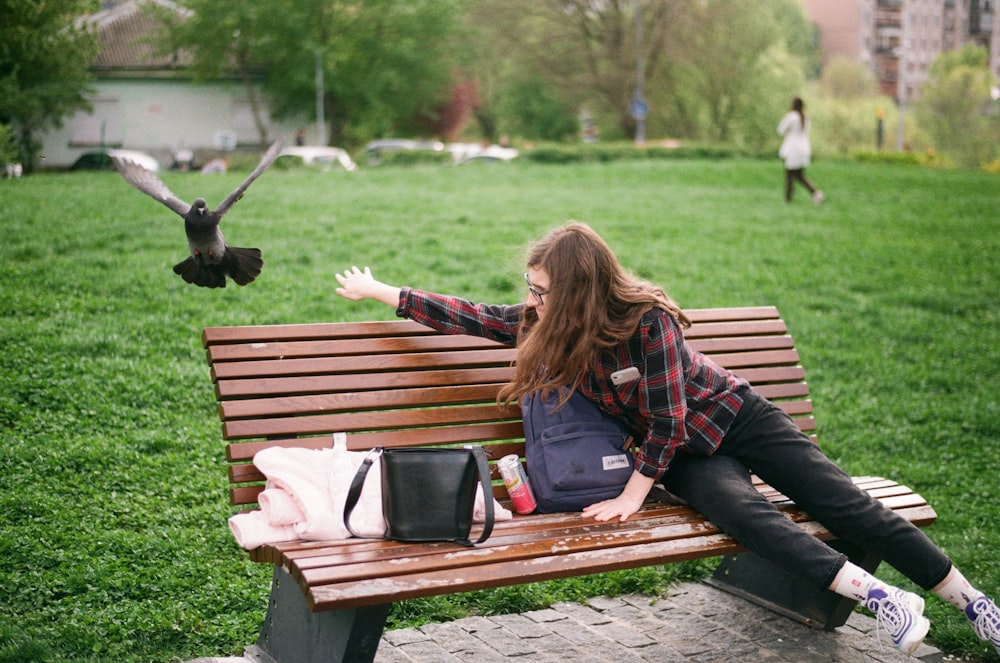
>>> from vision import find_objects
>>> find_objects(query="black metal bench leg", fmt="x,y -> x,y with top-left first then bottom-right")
705,538 -> 881,630
250,565 -> 391,663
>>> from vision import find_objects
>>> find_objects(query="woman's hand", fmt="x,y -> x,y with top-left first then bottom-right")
581,471 -> 655,522
335,266 -> 401,306
582,494 -> 645,522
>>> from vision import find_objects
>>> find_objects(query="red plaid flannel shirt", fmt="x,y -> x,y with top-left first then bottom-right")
398,287 -> 748,479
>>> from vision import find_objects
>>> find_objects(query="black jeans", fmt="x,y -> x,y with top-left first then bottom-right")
661,389 -> 953,591
785,168 -> 817,201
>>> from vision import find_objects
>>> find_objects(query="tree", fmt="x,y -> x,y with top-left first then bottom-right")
258,0 -> 462,148
0,0 -> 99,172
668,0 -> 808,145
818,56 -> 877,100
458,0 -> 691,141
917,44 -> 999,168
458,0 -> 815,145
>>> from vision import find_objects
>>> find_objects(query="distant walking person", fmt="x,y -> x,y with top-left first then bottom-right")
778,97 -> 824,204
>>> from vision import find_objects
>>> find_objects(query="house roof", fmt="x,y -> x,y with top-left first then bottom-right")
87,0 -> 193,73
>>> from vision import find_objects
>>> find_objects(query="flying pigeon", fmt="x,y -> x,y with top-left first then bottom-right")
112,138 -> 284,288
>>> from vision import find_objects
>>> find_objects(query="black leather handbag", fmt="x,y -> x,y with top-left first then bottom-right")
344,446 -> 494,546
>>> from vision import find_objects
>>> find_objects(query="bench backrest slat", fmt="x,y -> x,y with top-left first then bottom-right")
215,366 -> 516,398
204,307 -> 813,508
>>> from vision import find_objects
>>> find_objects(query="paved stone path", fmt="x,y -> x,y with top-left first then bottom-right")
190,581 -> 954,663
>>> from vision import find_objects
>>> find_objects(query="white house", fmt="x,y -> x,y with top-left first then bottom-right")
39,0 -> 309,170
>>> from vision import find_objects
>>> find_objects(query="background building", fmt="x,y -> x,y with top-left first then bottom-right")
800,0 -> 999,102
38,0 -> 305,170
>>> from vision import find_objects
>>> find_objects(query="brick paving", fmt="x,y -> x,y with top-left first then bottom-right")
190,581 -> 953,663
374,583 -> 947,663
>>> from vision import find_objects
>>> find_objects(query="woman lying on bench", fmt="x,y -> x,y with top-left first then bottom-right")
334,221 -> 999,657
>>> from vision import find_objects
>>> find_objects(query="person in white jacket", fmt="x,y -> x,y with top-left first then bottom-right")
778,97 -> 824,204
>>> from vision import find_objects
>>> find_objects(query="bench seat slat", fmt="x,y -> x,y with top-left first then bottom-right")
303,502 -> 939,611
257,476 -> 910,565
296,493 -> 934,589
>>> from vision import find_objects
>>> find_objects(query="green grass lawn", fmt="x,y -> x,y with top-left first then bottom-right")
1,157 -> 998,662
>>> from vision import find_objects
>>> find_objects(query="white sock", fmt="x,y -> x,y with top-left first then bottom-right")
933,567 -> 984,611
831,562 -> 890,603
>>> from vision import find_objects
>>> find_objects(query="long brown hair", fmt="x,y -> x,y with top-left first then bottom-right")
499,222 -> 689,404
792,97 -> 806,128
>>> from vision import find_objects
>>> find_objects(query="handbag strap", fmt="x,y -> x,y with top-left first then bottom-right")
343,447 -> 383,539
343,446 -> 495,545
466,445 -> 494,545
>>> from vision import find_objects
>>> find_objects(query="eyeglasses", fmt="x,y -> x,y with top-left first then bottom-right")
524,272 -> 548,305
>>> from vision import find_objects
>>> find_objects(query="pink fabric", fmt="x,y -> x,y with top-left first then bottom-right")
253,445 -> 385,541
228,510 -> 297,549
258,487 -> 305,525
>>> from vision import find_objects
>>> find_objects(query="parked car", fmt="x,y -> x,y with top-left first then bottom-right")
277,146 -> 357,172
71,149 -> 161,173
448,143 -> 518,165
363,139 -> 445,165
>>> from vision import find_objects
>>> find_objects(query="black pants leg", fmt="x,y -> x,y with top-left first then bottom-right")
785,168 -> 817,201
661,389 -> 952,591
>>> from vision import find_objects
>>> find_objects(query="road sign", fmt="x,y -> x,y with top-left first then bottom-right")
630,99 -> 649,121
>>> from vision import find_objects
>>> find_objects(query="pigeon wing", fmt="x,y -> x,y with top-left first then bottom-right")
214,137 -> 284,217
113,158 -> 190,217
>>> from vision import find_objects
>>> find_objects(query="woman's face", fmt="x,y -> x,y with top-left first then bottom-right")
524,266 -> 550,318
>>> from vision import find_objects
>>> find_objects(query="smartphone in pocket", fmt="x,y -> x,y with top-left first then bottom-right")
610,366 -> 641,385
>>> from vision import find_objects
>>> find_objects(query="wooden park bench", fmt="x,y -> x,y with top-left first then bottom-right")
201,306 -> 938,663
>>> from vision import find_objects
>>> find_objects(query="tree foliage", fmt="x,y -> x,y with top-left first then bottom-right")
455,0 -> 816,145
0,0 -> 99,171
917,44 -> 999,168
259,0 -> 461,148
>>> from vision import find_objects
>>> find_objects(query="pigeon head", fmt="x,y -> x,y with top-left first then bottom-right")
192,198 -> 208,214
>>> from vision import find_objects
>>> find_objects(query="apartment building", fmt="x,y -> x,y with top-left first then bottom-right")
800,0 -> 999,102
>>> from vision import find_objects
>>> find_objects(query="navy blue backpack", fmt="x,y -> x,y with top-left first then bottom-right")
521,388 -> 635,513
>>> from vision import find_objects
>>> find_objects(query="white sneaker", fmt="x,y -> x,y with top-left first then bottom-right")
965,596 -> 1000,655
813,190 -> 825,204
866,587 -> 930,655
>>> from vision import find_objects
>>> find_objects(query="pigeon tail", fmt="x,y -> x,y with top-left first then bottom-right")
223,246 -> 263,286
173,256 -> 228,288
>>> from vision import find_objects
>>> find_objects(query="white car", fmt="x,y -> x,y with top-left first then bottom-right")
448,143 -> 518,165
363,139 -> 446,165
277,146 -> 357,172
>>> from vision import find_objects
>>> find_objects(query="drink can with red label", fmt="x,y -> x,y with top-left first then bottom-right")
498,454 -> 537,514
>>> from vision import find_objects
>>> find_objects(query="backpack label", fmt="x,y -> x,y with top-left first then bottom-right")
602,454 -> 630,471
